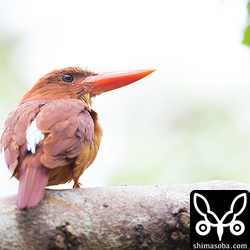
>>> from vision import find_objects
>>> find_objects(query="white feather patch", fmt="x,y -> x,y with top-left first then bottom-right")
26,119 -> 45,154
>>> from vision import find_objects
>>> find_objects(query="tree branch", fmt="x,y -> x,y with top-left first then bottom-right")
0,180 -> 249,250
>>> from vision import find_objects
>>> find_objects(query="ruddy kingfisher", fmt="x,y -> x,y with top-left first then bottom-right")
1,67 -> 155,210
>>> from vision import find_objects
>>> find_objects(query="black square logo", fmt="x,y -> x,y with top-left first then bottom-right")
190,190 -> 250,249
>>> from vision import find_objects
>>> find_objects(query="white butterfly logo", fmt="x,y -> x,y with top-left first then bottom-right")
193,193 -> 246,241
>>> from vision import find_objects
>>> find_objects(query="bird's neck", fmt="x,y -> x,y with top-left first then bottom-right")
19,85 -> 77,105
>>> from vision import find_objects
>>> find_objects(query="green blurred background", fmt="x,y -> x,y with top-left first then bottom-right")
1,0 -> 250,196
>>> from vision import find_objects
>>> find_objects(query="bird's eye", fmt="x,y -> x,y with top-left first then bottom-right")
62,74 -> 74,83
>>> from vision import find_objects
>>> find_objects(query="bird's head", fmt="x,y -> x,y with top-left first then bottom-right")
20,67 -> 155,106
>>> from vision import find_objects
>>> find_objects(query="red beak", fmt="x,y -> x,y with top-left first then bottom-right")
84,69 -> 155,94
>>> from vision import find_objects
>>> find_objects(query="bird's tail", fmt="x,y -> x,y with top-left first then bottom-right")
17,153 -> 50,210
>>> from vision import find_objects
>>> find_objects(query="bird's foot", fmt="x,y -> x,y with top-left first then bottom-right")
73,180 -> 82,188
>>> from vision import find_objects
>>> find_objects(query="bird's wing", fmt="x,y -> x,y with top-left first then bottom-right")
1,99 -> 94,209
1,101 -> 42,174
36,99 -> 95,169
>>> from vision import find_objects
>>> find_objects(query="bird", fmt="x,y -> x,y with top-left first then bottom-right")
0,67 -> 155,210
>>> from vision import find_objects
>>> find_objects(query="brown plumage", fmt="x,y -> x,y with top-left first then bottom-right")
1,67 -> 155,210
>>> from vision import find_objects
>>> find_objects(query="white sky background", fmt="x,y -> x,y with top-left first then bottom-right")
1,0 -> 250,197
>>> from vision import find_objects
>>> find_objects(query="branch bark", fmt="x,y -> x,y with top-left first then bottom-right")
0,180 -> 249,250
